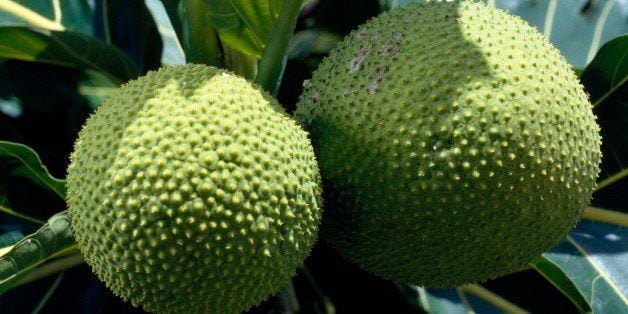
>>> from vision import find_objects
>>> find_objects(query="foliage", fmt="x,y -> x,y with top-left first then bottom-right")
0,0 -> 626,312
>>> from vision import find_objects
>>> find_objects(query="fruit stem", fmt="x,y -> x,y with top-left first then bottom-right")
582,206 -> 628,227
595,168 -> 628,191
256,0 -> 304,95
461,284 -> 529,314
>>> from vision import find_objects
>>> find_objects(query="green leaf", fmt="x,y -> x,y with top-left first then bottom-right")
580,35 -> 628,194
529,256 -> 592,313
146,0 -> 185,65
0,26 -> 139,84
543,220 -> 628,313
399,285 -> 504,314
178,0 -> 222,66
0,0 -> 94,34
0,211 -> 76,294
583,35 -> 628,107
224,46 -> 258,80
159,0 -> 184,41
0,141 -> 65,199
492,0 -> 627,68
78,70 -> 117,109
255,0 -> 304,94
205,0 -> 286,58
387,0 -> 628,68
103,0 -> 163,73
402,286 -> 472,313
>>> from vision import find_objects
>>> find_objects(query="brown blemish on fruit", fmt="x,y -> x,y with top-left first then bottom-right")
368,66 -> 390,95
379,31 -> 404,57
347,42 -> 373,74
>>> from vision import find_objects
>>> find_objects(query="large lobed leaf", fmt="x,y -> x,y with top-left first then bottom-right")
543,220 -> 628,313
0,141 -> 65,199
583,35 -> 628,194
530,256 -> 593,313
205,0 -> 285,58
0,0 -> 170,83
0,0 -> 93,34
146,0 -> 185,65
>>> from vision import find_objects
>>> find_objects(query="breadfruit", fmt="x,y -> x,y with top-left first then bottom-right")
67,65 -> 322,313
294,0 -> 601,286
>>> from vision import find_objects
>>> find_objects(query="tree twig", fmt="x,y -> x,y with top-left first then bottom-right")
461,284 -> 529,314
582,206 -> 628,227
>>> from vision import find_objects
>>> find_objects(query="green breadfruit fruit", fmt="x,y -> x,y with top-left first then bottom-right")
67,65 -> 322,313
294,1 -> 602,287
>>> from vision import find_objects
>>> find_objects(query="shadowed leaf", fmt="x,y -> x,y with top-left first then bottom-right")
0,0 -> 93,34
205,0 -> 285,58
582,36 -> 628,195
530,256 -> 592,313
543,220 -> 628,313
0,26 -> 139,84
0,141 -> 65,199
103,0 -> 163,73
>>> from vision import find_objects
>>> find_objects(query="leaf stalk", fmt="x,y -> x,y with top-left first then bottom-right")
582,206 -> 628,227
256,0 -> 303,94
461,284 -> 529,314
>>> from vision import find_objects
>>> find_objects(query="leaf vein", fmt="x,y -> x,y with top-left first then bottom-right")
565,236 -> 628,304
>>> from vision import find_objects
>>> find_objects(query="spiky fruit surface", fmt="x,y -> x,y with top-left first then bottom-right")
295,1 -> 601,286
67,65 -> 322,313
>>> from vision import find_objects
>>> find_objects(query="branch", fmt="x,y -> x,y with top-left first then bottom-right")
582,206 -> 628,227
461,284 -> 529,314
595,168 -> 628,191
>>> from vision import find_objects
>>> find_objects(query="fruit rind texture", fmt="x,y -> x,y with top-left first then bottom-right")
67,64 -> 322,313
294,1 -> 601,287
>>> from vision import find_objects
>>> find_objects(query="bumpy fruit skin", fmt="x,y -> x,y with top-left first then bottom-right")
295,1 -> 601,286
67,65 -> 322,313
